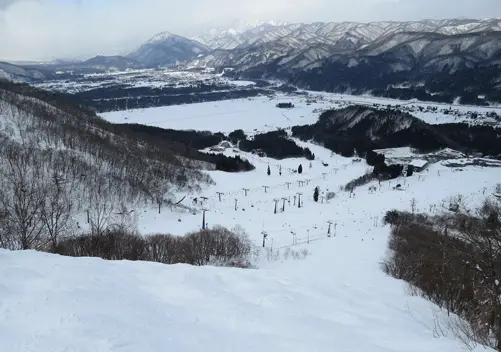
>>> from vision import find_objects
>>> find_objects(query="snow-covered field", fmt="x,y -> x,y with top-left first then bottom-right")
103,94 -> 328,133
102,90 -> 501,132
3,90 -> 501,351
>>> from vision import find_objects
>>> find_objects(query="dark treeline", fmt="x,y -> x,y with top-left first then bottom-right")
0,79 -> 98,118
238,130 -> 315,160
77,83 -> 237,99
119,123 -> 226,150
122,123 -> 315,165
116,124 -> 255,172
382,198 -> 501,351
343,150 -> 405,190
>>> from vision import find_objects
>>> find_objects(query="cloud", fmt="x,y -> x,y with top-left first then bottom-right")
0,0 -> 500,61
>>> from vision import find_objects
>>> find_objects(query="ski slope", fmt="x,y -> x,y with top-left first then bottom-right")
1,141 -> 499,351
3,96 -> 501,351
0,245 -> 489,352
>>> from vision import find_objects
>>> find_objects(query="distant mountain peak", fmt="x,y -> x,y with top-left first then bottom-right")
146,31 -> 179,44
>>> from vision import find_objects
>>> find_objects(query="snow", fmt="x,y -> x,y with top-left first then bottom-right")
146,31 -> 176,44
0,240 -> 489,352
35,69 -> 258,94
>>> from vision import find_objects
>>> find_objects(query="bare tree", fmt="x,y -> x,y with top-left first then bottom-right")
152,178 -> 171,214
0,154 -> 48,250
40,172 -> 75,251
88,190 -> 114,237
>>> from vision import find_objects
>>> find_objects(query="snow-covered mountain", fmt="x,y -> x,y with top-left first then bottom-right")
190,18 -> 501,71
127,32 -> 210,68
277,30 -> 501,102
193,20 -> 290,49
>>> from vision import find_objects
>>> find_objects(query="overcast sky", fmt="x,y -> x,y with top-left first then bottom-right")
0,0 -> 500,61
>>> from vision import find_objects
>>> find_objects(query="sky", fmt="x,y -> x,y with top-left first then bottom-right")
0,0 -> 500,61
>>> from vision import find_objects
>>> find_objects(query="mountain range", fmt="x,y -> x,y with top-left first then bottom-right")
5,18 -> 501,104
151,18 -> 501,104
187,19 -> 501,71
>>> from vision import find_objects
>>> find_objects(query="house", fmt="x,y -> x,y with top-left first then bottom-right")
407,159 -> 429,172
276,102 -> 294,109
209,140 -> 234,152
219,141 -> 233,149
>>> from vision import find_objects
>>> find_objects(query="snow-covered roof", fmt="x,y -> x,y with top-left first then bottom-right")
409,159 -> 428,168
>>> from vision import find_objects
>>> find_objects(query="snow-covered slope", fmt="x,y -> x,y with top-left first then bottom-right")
0,82 -> 212,239
0,208 -> 495,352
